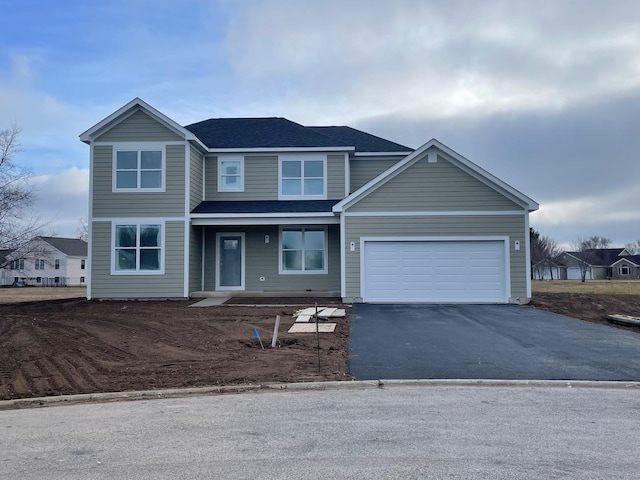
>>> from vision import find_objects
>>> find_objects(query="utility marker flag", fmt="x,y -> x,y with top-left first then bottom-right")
253,327 -> 264,349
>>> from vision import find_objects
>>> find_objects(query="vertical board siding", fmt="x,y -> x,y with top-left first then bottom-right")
189,146 -> 204,211
90,221 -> 185,298
349,155 -> 522,212
92,145 -> 186,217
201,225 -> 341,293
95,110 -> 183,142
349,157 -> 402,193
344,215 -> 527,301
327,154 -> 345,199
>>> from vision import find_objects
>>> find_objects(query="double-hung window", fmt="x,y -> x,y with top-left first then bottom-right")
113,222 -> 163,274
114,146 -> 164,191
279,156 -> 326,199
218,157 -> 244,192
280,227 -> 327,274
35,259 -> 45,270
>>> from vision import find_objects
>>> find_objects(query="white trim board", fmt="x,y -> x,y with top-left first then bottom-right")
343,210 -> 526,217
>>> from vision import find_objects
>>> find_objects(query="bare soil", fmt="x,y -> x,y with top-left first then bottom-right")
529,293 -> 640,333
0,299 -> 351,401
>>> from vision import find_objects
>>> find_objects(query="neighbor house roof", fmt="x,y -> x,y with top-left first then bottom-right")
184,118 -> 413,153
39,237 -> 87,257
564,248 -> 628,266
611,254 -> 640,267
192,200 -> 340,214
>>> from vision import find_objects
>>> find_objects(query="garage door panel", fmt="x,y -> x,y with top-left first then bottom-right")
363,240 -> 507,303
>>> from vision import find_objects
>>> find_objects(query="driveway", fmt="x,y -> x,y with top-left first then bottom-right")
349,304 -> 640,381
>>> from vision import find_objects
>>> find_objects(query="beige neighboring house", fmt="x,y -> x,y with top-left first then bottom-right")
80,98 -> 539,303
1,237 -> 88,287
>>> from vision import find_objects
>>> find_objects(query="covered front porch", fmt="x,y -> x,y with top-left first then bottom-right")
189,201 -> 343,297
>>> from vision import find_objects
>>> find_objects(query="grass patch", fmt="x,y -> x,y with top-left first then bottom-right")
532,280 -> 640,295
0,286 -> 87,304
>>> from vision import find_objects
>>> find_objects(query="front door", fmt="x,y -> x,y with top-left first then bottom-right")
216,233 -> 244,290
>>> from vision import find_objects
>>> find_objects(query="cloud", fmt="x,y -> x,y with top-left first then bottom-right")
31,167 -> 89,238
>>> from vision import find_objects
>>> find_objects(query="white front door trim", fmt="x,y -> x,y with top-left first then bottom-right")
215,232 -> 245,291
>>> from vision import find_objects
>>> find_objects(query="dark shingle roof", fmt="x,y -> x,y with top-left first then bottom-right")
566,248 -> 627,266
308,126 -> 413,153
184,118 -> 412,153
39,237 -> 87,257
615,254 -> 640,266
192,200 -> 340,214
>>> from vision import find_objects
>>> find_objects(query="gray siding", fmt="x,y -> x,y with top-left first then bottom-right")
327,154 -> 346,199
349,157 -> 402,192
349,154 -> 522,212
204,155 -> 279,201
92,144 -> 186,217
344,214 -> 528,302
90,221 -> 185,298
201,225 -> 340,293
95,109 -> 183,142
189,146 -> 204,211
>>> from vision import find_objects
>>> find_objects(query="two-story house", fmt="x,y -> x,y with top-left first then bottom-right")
80,98 -> 538,303
1,236 -> 87,287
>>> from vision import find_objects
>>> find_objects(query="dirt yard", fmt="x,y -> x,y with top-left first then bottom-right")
0,298 -> 350,401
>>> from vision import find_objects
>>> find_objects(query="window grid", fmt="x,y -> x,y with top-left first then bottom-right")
115,149 -> 163,191
113,223 -> 163,274
280,159 -> 325,198
280,227 -> 327,274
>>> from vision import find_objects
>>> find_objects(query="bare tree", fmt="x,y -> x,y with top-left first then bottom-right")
530,228 -> 563,280
571,235 -> 612,282
0,124 -> 46,268
624,240 -> 640,255
76,217 -> 88,242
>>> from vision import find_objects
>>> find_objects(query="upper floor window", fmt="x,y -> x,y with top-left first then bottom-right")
55,259 -> 60,270
218,157 -> 244,192
10,259 -> 24,270
35,259 -> 45,270
81,259 -> 86,270
279,156 -> 326,199
113,146 -> 164,192
112,222 -> 164,275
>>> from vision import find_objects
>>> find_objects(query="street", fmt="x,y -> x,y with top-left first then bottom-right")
2,384 -> 639,479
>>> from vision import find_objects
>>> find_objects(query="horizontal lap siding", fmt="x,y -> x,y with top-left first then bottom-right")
204,156 -> 279,200
349,157 -> 402,192
349,155 -> 522,211
190,146 -> 204,211
344,215 -> 527,301
327,155 -> 345,199
92,145 -> 186,217
90,221 -> 185,298
202,226 -> 340,293
95,110 -> 183,142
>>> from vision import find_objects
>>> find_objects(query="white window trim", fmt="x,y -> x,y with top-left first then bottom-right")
112,142 -> 166,192
215,232 -> 246,291
278,154 -> 327,200
278,226 -> 328,275
217,156 -> 244,192
619,265 -> 631,275
111,220 -> 165,275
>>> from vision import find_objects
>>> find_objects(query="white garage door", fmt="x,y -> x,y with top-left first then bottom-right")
363,240 -> 508,303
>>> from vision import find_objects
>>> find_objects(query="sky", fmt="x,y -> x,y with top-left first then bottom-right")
1,0 -> 639,247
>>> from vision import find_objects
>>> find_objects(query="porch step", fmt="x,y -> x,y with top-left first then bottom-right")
190,291 -> 340,299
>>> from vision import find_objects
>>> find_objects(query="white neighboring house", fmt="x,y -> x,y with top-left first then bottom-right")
1,237 -> 88,287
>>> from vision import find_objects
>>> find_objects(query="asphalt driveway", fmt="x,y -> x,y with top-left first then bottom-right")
349,304 -> 640,381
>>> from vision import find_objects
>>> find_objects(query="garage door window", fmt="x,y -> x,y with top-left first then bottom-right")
280,228 -> 326,274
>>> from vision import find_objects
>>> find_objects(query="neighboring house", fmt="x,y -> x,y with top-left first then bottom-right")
79,98 -> 539,303
610,254 -> 640,279
1,237 -> 88,287
559,248 -> 633,280
532,259 -> 567,280
0,249 -> 13,287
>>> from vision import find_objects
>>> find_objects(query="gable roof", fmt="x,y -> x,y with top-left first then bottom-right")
611,254 -> 640,267
79,97 -> 202,145
38,237 -> 87,257
563,248 -> 627,266
333,138 -> 539,213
